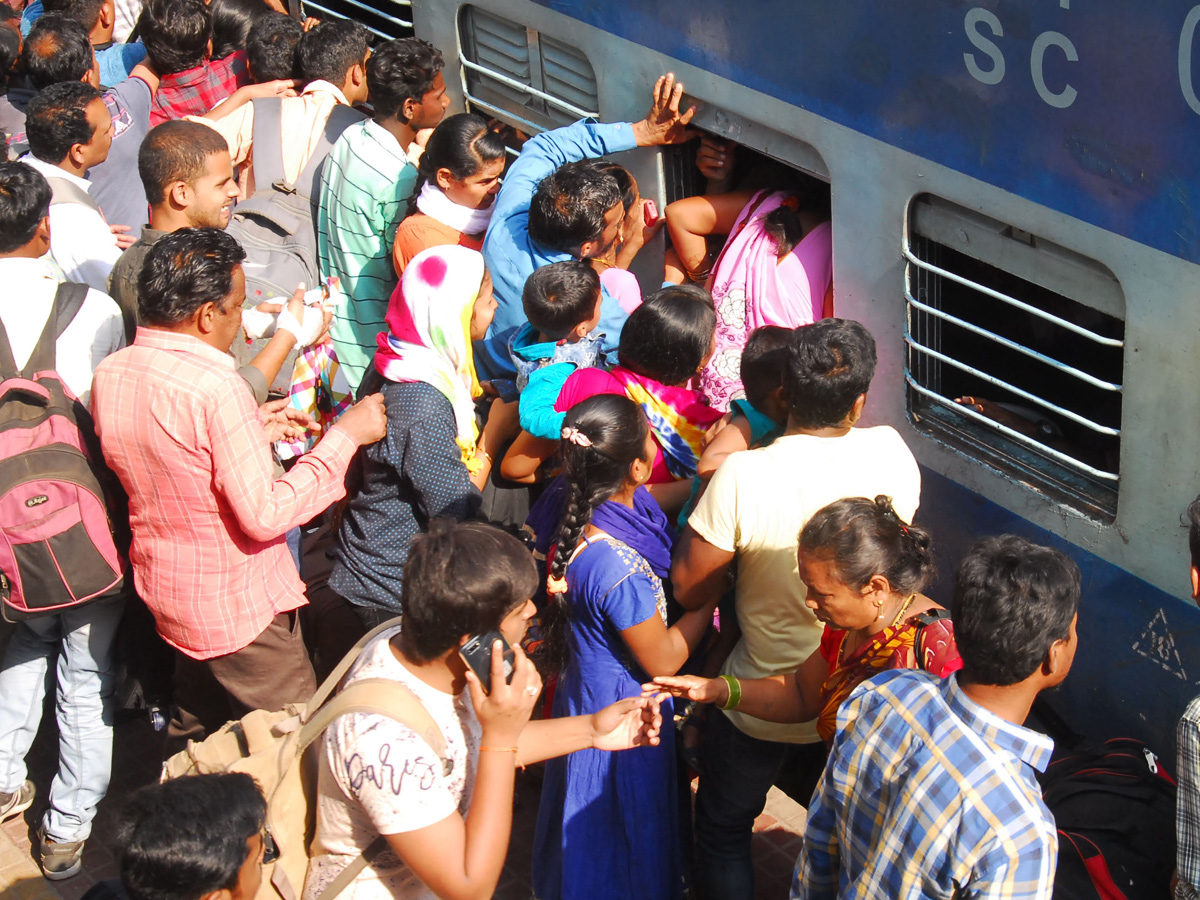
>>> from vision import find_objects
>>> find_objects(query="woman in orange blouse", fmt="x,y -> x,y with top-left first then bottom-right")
392,113 -> 507,275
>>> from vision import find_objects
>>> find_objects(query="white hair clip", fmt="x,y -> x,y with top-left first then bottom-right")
561,426 -> 594,448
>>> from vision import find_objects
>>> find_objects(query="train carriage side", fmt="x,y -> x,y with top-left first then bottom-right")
405,0 -> 1200,757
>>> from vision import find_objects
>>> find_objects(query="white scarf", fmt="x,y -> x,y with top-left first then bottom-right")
415,181 -> 494,236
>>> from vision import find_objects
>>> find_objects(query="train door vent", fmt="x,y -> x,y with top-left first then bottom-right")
458,6 -> 599,134
904,194 -> 1124,520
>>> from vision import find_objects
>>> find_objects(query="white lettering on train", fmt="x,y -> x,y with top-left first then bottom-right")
963,8 -> 1076,109
1031,31 -> 1078,109
1179,5 -> 1200,115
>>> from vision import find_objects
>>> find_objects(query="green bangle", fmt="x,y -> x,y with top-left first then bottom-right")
719,675 -> 742,711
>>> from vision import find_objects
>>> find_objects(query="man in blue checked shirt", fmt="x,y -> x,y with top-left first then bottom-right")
793,535 -> 1081,900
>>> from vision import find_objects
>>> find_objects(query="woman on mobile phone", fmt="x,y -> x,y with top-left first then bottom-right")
531,394 -> 720,900
304,519 -> 664,900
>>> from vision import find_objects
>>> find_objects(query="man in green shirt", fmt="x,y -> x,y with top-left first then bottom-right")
319,37 -> 449,394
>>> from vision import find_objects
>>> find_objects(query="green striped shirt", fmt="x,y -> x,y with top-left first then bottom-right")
318,118 -> 417,393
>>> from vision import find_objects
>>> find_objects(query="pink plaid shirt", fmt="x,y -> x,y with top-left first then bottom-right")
91,327 -> 357,659
149,50 -> 250,126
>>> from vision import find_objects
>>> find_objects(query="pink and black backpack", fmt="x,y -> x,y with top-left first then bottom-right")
0,283 -> 128,620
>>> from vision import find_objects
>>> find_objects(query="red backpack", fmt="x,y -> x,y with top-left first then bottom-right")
0,283 -> 128,620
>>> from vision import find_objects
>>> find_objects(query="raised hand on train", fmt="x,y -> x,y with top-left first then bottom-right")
633,72 -> 699,147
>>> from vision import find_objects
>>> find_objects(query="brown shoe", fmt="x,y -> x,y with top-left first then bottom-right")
37,827 -> 84,881
0,781 -> 33,824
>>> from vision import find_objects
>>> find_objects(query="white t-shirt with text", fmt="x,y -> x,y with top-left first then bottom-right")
304,627 -> 481,900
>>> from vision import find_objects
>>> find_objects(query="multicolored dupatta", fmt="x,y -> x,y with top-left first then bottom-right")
609,366 -> 723,480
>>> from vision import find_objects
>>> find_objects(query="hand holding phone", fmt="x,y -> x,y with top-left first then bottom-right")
459,631 -> 514,695
463,635 -> 543,746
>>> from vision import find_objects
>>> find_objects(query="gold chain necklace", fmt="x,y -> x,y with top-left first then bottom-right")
838,593 -> 917,666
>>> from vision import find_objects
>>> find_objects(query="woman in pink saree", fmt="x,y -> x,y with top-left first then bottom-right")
665,186 -> 833,412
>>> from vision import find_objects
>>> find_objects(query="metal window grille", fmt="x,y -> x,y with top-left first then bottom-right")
904,195 -> 1125,519
300,0 -> 411,41
458,5 -> 599,136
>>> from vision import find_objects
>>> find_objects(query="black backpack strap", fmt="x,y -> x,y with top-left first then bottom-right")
23,282 -> 89,378
911,608 -> 952,629
250,97 -> 287,192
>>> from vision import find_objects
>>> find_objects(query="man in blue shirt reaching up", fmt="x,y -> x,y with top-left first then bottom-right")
793,534 -> 1081,900
479,72 -> 696,379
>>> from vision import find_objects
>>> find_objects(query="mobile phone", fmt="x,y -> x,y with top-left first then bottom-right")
643,199 -> 659,227
459,631 -> 515,694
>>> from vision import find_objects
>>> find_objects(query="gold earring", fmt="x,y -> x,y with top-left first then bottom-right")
874,599 -> 885,621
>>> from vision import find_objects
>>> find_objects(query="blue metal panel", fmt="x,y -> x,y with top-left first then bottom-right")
533,0 -> 1200,264
916,469 -> 1200,758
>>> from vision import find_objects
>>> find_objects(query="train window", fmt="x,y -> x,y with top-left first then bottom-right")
458,6 -> 599,135
904,195 -> 1125,520
299,0 -> 411,41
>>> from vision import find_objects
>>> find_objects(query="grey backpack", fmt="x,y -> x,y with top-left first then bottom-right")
226,98 -> 365,391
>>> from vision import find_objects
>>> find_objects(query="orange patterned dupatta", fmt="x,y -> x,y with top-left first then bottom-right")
815,611 -> 962,744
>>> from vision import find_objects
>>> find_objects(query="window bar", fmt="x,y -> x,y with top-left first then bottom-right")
905,376 -> 1120,482
301,0 -> 404,35
459,57 -> 599,120
459,89 -> 547,136
904,332 -> 1120,436
905,292 -> 1122,392
901,243 -> 1123,349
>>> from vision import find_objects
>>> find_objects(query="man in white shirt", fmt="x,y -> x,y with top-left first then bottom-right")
673,318 -> 922,900
0,159 -> 124,881
23,79 -> 121,292
193,19 -> 370,195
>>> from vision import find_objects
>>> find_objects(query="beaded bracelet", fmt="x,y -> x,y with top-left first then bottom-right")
719,675 -> 742,711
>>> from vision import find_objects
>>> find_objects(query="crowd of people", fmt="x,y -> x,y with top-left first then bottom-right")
0,4 -> 1194,899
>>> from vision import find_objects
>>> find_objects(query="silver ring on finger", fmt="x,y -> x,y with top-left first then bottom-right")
525,686 -> 539,697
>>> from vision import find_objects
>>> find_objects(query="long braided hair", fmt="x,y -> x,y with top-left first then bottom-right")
542,394 -> 649,672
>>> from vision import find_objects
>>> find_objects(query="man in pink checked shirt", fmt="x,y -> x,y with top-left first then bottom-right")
91,227 -> 387,754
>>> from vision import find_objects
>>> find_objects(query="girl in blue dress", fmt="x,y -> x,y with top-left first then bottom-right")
532,394 -> 720,900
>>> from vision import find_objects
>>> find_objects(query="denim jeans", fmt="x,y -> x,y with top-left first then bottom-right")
0,596 -> 124,842
692,710 -> 826,900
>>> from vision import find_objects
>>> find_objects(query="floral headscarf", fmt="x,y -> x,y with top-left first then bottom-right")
375,245 -> 485,470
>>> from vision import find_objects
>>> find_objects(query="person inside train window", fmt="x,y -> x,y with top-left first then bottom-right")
304,519 -> 666,900
507,259 -> 604,440
653,494 -> 960,739
392,112 -> 506,276
664,140 -> 833,412
500,284 -> 722,516
318,36 -> 449,395
672,317 -> 920,900
588,159 -> 660,315
478,71 -> 698,381
791,534 -> 1078,900
1174,494 -> 1200,900
244,12 -> 302,83
331,245 -> 521,632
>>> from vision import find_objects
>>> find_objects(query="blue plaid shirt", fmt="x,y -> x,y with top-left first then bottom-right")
792,669 -> 1057,900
